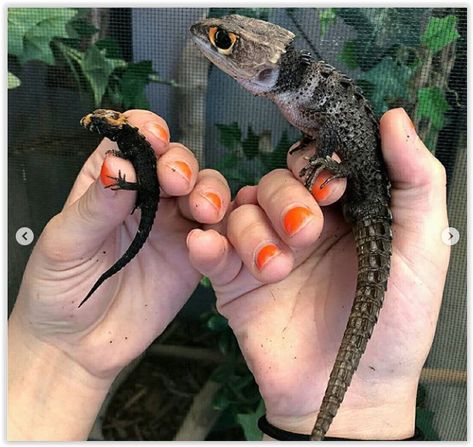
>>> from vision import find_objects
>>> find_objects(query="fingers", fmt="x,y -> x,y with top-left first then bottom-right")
177,168 -> 231,224
45,159 -> 138,258
187,229 -> 243,287
227,204 -> 295,283
157,142 -> 198,196
379,108 -> 449,249
380,108 -> 447,192
257,169 -> 323,249
287,142 -> 347,205
125,109 -> 170,156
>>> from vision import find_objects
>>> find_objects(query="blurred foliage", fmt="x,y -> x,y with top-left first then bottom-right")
214,122 -> 294,195
201,311 -> 264,440
416,384 -> 440,440
316,9 -> 461,149
8,8 -> 174,108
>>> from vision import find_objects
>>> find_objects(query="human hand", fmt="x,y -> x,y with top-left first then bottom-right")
9,109 -> 231,439
187,108 -> 450,439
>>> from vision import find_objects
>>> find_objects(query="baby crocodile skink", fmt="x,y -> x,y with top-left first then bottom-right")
190,15 -> 392,440
79,109 -> 160,307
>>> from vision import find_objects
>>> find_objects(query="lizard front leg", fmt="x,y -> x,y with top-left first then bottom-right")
105,169 -> 139,191
288,133 -> 315,155
105,169 -> 144,214
300,155 -> 348,191
299,125 -> 348,191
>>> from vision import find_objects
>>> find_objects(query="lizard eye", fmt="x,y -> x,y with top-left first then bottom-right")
209,26 -> 237,55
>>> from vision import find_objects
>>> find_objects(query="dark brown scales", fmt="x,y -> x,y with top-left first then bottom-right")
79,109 -> 160,307
311,217 -> 392,440
190,15 -> 393,441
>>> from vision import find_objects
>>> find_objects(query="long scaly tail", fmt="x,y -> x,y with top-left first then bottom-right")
311,215 -> 392,440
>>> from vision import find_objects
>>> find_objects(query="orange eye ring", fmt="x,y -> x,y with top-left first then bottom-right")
208,26 -> 238,54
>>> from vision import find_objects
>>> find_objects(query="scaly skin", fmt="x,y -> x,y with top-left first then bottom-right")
190,15 -> 392,440
79,109 -> 160,307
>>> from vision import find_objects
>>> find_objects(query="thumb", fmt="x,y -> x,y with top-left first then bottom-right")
380,108 -> 447,194
43,155 -> 137,258
187,229 -> 242,288
380,108 -> 449,251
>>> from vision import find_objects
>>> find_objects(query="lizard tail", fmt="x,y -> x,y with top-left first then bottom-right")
311,215 -> 392,440
78,202 -> 158,308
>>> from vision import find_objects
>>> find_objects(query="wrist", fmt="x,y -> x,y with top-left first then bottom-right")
8,312 -> 113,440
264,386 -> 417,440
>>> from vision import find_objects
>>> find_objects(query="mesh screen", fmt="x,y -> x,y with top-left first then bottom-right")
8,8 -> 466,440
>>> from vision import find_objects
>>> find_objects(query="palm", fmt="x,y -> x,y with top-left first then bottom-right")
17,138 -> 203,378
215,188 -> 446,419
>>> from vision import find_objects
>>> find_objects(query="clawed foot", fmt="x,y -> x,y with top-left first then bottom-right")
105,170 -> 138,191
300,156 -> 346,191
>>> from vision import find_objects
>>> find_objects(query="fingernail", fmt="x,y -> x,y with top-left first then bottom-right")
399,108 -> 418,142
311,171 -> 332,201
186,228 -> 202,246
146,122 -> 170,144
201,192 -> 222,211
168,160 -> 192,183
283,206 -> 313,236
99,159 -> 116,188
255,243 -> 281,271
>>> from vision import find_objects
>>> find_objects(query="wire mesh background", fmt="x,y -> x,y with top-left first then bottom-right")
8,7 -> 466,440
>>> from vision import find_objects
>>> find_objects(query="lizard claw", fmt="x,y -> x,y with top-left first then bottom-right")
105,170 -> 128,190
300,155 -> 346,192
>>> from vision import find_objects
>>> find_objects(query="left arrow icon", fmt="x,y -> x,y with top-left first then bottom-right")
16,227 -> 34,246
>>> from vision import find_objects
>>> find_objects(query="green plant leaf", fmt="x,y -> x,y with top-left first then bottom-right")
80,45 -> 125,106
118,60 -> 155,109
200,276 -> 211,288
212,387 -> 232,411
212,363 -> 236,385
8,8 -> 77,64
260,130 -> 294,171
319,8 -> 337,37
421,15 -> 460,54
416,407 -> 440,440
216,122 -> 242,150
206,314 -> 228,332
66,9 -> 97,39
416,87 -> 450,130
338,40 -> 359,69
96,38 -> 122,59
335,8 -> 427,71
359,57 -> 412,114
236,399 -> 265,440
8,72 -> 21,89
241,126 -> 260,159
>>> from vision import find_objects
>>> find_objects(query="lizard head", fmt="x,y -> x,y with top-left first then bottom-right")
80,109 -> 128,141
190,14 -> 295,95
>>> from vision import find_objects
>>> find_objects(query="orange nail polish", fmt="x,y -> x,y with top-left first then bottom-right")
100,159 -> 116,187
283,206 -> 313,236
256,243 -> 281,271
148,122 -> 170,143
311,171 -> 332,201
203,192 -> 222,211
169,160 -> 192,182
